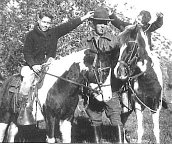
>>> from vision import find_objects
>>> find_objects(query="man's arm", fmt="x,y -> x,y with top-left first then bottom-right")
23,33 -> 35,67
54,11 -> 94,38
109,13 -> 131,32
147,12 -> 163,32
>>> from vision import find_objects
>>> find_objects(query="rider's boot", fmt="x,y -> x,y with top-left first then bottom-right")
112,124 -> 124,143
93,125 -> 102,143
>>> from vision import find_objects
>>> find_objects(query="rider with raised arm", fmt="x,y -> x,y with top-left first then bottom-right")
110,10 -> 163,51
20,9 -> 94,96
80,6 -> 124,143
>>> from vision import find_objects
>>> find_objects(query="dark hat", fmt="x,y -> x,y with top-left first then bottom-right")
91,7 -> 114,21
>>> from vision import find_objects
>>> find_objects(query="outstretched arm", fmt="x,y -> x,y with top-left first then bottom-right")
147,12 -> 163,32
54,11 -> 94,38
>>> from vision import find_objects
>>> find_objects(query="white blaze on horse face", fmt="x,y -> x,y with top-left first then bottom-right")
137,59 -> 148,72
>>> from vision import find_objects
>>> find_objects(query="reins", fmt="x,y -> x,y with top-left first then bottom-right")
43,71 -> 98,93
128,79 -> 158,113
117,27 -> 159,112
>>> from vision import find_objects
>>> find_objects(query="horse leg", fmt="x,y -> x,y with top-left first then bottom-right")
45,110 -> 56,143
60,120 -> 72,143
122,92 -> 130,113
135,101 -> 143,143
152,108 -> 160,143
0,123 -> 8,142
6,122 -> 18,142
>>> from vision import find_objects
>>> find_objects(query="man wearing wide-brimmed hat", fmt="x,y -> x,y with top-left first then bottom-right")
80,6 -> 124,143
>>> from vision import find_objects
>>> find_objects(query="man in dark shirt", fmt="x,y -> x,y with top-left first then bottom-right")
20,10 -> 94,95
110,10 -> 163,50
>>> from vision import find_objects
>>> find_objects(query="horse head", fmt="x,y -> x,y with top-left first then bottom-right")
114,24 -> 150,80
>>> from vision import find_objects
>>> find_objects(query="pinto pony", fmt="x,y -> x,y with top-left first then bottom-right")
38,48 -> 118,143
114,25 -> 164,143
0,47 -> 119,143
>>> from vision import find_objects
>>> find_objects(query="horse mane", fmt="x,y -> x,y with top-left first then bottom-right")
118,25 -> 149,60
118,25 -> 137,45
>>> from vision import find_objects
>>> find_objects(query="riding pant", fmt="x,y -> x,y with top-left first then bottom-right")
86,92 -> 122,127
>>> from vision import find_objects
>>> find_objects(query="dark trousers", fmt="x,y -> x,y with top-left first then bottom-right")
86,92 -> 122,126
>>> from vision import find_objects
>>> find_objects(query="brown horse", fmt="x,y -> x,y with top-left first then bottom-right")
114,25 -> 164,143
40,48 -> 118,143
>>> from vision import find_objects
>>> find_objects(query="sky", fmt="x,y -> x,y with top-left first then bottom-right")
105,0 -> 172,41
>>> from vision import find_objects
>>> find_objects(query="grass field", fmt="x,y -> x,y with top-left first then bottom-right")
71,86 -> 172,144
14,83 -> 172,143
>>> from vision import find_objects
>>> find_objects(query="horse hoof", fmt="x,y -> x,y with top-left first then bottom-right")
46,137 -> 55,143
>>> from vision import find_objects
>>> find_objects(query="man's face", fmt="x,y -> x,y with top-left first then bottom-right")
95,21 -> 109,35
38,16 -> 52,31
136,14 -> 147,25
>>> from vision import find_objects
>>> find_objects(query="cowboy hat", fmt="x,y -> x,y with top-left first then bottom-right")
90,7 -> 114,21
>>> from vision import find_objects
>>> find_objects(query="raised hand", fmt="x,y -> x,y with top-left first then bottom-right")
156,12 -> 163,18
81,11 -> 94,21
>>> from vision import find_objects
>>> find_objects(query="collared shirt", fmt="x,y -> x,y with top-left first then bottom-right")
81,30 -> 120,53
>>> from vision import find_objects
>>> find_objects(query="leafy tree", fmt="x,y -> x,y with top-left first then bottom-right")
0,0 -> 171,79
0,0 -> 109,78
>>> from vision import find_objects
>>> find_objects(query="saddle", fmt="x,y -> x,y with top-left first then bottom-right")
8,73 -> 22,93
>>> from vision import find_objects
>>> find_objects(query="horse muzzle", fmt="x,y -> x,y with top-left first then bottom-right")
17,106 -> 36,126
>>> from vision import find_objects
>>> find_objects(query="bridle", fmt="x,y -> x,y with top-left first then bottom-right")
117,27 -> 158,112
117,27 -> 146,80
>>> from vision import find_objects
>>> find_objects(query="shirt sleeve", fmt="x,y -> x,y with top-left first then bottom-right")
53,18 -> 82,39
147,16 -> 163,32
23,33 -> 35,67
